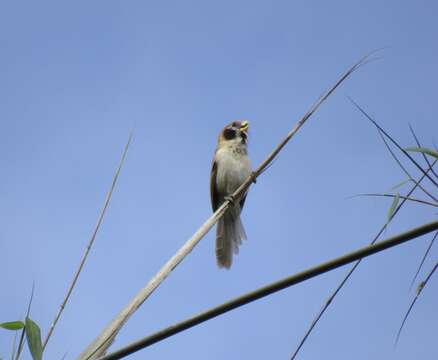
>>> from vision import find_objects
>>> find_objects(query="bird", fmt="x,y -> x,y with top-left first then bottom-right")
210,120 -> 252,269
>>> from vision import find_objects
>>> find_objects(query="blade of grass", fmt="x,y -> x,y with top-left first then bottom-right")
25,317 -> 42,360
43,133 -> 133,350
389,179 -> 412,191
0,322 -> 25,331
405,147 -> 438,161
387,193 -> 400,222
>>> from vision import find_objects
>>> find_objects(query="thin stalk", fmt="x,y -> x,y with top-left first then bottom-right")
78,53 -> 373,360
43,133 -> 133,350
97,219 -> 438,360
355,193 -> 437,208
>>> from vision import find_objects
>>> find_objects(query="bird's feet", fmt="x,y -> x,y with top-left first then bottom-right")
224,195 -> 235,205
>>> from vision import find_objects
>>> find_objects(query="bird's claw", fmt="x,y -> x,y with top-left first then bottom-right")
224,195 -> 235,205
251,172 -> 257,184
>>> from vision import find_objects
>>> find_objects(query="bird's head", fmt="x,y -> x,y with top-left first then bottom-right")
218,120 -> 249,145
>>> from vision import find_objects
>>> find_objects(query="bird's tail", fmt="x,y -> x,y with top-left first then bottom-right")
216,209 -> 246,269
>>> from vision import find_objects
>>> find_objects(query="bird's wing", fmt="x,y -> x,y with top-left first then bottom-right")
210,159 -> 219,212
240,194 -> 247,210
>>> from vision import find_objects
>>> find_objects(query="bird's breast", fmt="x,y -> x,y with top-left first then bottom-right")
215,146 -> 251,195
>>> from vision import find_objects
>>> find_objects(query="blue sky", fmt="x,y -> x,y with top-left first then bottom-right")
1,1 -> 438,359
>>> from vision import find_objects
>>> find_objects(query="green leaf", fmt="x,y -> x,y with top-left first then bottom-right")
405,146 -> 438,160
25,317 -> 43,360
0,321 -> 25,330
387,193 -> 400,222
390,179 -> 411,191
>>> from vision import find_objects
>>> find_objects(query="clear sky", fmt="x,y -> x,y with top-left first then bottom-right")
1,1 -> 437,359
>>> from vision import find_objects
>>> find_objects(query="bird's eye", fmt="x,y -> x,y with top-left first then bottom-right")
223,128 -> 236,140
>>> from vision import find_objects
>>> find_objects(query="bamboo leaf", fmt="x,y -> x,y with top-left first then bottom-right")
387,193 -> 400,221
390,179 -> 411,191
0,321 -> 24,331
25,317 -> 43,360
405,147 -> 438,160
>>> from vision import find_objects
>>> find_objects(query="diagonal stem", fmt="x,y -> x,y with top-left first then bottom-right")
42,133 -> 133,350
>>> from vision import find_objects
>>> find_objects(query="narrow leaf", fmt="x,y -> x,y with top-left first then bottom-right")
0,321 -> 24,331
405,147 -> 438,160
387,193 -> 400,221
25,317 -> 43,360
390,179 -> 411,191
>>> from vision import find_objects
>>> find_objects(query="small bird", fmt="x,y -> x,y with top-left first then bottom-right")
210,120 -> 252,269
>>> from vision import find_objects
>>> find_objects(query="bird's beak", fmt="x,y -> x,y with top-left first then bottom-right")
240,120 -> 249,132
